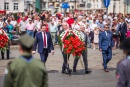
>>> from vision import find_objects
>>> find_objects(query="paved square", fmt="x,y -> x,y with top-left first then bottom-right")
0,46 -> 123,87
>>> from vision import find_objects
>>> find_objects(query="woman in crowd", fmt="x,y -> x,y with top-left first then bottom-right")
34,16 -> 42,37
93,27 -> 99,50
7,20 -> 14,45
126,21 -> 130,38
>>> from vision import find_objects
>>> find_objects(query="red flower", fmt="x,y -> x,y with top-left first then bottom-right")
62,31 -> 85,57
0,33 -> 9,52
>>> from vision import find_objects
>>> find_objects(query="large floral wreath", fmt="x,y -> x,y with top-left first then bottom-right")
0,29 -> 9,52
59,30 -> 85,57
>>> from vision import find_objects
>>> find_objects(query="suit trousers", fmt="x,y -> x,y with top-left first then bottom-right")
62,51 -> 70,72
120,33 -> 126,42
73,47 -> 88,71
51,32 -> 56,45
40,49 -> 48,63
1,43 -> 10,59
1,50 -> 10,59
102,46 -> 112,69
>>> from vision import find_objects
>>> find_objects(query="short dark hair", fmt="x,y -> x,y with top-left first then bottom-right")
41,24 -> 46,27
41,24 -> 46,29
7,20 -> 11,22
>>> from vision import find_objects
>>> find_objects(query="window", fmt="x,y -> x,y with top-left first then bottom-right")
14,3 -> 18,10
4,3 -> 9,10
79,4 -> 85,7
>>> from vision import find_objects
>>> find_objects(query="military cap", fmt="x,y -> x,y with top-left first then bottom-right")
19,34 -> 35,48
120,38 -> 130,51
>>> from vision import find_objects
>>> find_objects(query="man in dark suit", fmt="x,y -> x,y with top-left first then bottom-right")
1,22 -> 10,60
73,25 -> 91,74
99,24 -> 114,72
59,22 -> 71,74
119,18 -> 127,42
32,24 -> 54,64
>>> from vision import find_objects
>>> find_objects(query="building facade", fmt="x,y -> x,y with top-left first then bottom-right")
0,0 -> 129,14
0,0 -> 24,13
41,0 -> 128,14
124,0 -> 130,13
24,0 -> 36,11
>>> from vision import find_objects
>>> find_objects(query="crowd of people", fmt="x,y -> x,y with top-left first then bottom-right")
0,10 -> 130,48
1,10 -> 130,87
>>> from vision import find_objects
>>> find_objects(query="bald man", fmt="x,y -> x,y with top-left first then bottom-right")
59,22 -> 71,74
73,25 -> 92,74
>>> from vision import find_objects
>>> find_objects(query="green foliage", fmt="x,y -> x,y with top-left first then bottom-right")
58,35 -> 62,47
0,44 -> 9,53
36,8 -> 41,13
54,10 -> 58,13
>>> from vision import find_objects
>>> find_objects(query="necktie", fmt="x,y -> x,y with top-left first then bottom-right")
121,23 -> 123,27
43,32 -> 46,48
107,32 -> 109,37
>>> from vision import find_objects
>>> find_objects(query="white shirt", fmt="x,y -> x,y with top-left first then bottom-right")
42,32 -> 48,48
0,21 -> 3,28
90,23 -> 98,31
11,21 -> 17,26
35,20 -> 42,31
103,15 -> 107,20
49,24 -> 58,33
103,21 -> 107,25
19,20 -> 27,31
72,24 -> 80,30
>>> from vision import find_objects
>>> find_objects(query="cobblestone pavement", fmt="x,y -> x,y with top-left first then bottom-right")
0,46 -> 123,87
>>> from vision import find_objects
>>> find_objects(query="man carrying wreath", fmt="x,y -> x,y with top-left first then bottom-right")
73,25 -> 92,74
0,22 -> 10,60
59,22 -> 72,75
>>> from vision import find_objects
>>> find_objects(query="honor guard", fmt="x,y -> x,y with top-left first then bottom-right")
4,34 -> 48,87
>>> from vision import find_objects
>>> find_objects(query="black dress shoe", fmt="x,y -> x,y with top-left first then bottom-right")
73,69 -> 77,72
104,69 -> 109,72
67,69 -> 72,76
85,70 -> 92,74
62,71 -> 67,74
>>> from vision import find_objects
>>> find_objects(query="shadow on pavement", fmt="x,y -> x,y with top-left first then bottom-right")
108,67 -> 116,71
47,70 -> 59,73
0,57 -> 15,60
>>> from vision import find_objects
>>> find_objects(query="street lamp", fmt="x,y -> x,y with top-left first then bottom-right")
75,0 -> 76,10
113,0 -> 116,15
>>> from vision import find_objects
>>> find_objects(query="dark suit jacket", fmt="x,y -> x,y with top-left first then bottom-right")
99,31 -> 114,50
33,32 -> 54,53
119,22 -> 127,34
84,33 -> 88,46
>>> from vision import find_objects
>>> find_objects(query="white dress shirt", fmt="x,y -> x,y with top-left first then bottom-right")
42,32 -> 48,48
